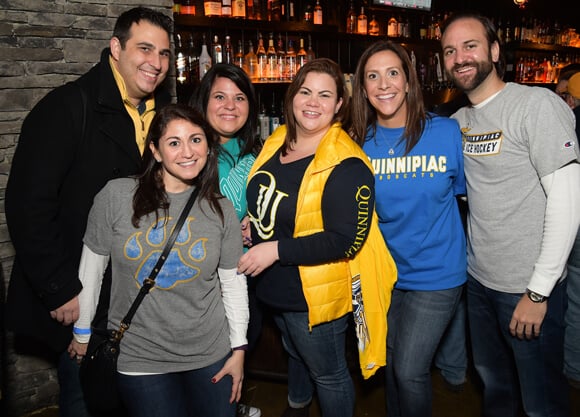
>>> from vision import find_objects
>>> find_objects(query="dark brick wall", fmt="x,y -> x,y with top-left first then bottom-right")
0,2 -> 172,415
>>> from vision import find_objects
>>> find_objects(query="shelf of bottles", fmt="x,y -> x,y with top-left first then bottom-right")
493,15 -> 580,85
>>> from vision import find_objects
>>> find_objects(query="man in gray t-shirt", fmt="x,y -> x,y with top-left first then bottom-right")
442,12 -> 580,417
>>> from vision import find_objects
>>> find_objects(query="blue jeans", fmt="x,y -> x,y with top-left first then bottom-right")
467,275 -> 569,417
273,312 -> 354,417
117,354 -> 235,417
385,286 -> 462,417
434,289 -> 468,385
565,228 -> 580,382
57,350 -> 93,417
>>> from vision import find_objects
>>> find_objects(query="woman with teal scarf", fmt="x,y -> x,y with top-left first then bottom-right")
190,63 -> 262,417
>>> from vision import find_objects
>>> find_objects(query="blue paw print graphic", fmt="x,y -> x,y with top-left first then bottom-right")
124,217 -> 206,290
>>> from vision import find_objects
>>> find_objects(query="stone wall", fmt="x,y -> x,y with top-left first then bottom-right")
0,1 -> 173,415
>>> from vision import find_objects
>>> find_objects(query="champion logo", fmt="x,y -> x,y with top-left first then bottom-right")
563,141 -> 575,149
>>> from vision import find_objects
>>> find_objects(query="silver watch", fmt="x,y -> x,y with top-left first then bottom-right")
526,289 -> 547,303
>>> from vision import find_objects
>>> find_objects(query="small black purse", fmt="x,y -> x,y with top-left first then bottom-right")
79,187 -> 199,413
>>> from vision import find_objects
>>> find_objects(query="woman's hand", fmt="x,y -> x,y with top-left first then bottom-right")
211,350 -> 245,403
241,216 -> 252,247
238,241 -> 279,276
67,339 -> 88,364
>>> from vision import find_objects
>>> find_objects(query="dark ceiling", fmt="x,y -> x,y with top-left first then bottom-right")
434,0 -> 577,27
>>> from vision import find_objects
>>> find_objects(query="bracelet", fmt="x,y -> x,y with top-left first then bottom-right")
232,344 -> 248,351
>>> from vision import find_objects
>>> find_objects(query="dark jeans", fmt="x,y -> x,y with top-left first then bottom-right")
117,354 -> 235,417
273,312 -> 355,417
468,276 -> 569,417
385,286 -> 462,417
57,350 -> 93,417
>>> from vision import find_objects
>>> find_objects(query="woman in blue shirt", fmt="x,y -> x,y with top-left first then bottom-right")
349,41 -> 467,417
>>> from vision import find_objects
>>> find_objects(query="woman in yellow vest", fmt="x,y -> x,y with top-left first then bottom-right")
238,58 -> 397,417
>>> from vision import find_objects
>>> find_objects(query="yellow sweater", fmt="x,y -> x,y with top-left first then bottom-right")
249,123 -> 397,378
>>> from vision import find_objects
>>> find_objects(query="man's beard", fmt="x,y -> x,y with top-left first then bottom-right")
448,59 -> 494,92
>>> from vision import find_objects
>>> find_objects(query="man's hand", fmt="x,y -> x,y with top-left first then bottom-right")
509,294 -> 547,339
50,296 -> 80,326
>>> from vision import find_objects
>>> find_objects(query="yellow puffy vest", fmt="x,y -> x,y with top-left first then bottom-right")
249,123 -> 397,379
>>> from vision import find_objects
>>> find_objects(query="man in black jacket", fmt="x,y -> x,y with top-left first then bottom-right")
5,7 -> 172,416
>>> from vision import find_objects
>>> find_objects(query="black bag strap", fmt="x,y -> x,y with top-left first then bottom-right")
112,187 -> 200,341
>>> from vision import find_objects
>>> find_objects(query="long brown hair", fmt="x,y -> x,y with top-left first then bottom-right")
350,41 -> 427,155
282,58 -> 350,155
132,104 -> 223,227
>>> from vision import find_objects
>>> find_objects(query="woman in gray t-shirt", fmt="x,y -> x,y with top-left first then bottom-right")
70,104 -> 248,417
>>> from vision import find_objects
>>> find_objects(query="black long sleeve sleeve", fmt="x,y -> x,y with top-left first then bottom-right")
278,157 -> 375,265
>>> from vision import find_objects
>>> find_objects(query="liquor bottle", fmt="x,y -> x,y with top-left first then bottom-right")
313,0 -> 322,25
287,0 -> 296,21
269,94 -> 281,133
387,15 -> 398,38
232,0 -> 246,17
266,33 -> 278,81
187,34 -> 200,85
256,33 -> 268,81
303,0 -> 313,23
401,15 -> 410,38
297,36 -> 307,70
212,35 -> 223,64
276,34 -> 286,80
244,40 -> 259,80
223,35 -> 234,64
346,0 -> 357,34
204,0 -> 221,16
175,33 -> 190,86
286,39 -> 297,80
235,39 -> 245,68
199,35 -> 212,80
258,102 -> 270,142
357,6 -> 367,35
369,15 -> 379,36
221,0 -> 232,17
306,34 -> 315,62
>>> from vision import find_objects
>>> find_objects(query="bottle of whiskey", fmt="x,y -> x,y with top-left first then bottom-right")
306,34 -> 315,62
266,33 -> 278,81
212,35 -> 223,64
276,34 -> 286,80
286,39 -> 297,80
235,39 -> 245,69
223,35 -> 234,64
256,33 -> 268,81
346,0 -> 357,33
357,6 -> 367,35
313,0 -> 322,25
244,40 -> 258,80
232,0 -> 246,17
204,0 -> 221,16
297,36 -> 307,70
199,35 -> 212,80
